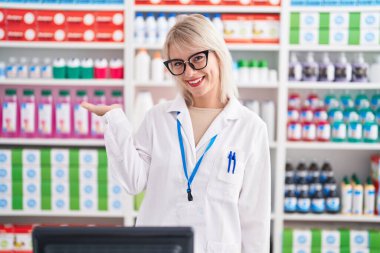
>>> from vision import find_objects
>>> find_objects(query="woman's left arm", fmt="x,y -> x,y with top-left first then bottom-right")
239,122 -> 271,253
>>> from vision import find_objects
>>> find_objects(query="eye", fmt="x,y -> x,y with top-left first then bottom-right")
192,55 -> 205,63
172,61 -> 183,68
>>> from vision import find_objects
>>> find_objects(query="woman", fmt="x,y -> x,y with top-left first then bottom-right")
82,14 -> 271,253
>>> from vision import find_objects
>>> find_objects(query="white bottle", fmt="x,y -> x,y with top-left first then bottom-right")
41,58 -> 53,79
212,14 -> 224,37
167,13 -> 176,30
369,55 -> 380,83
352,179 -> 364,215
145,13 -> 157,44
289,53 -> 302,81
249,60 -> 259,84
134,91 -> 154,130
29,57 -> 41,79
318,53 -> 335,82
261,100 -> 275,142
17,57 -> 29,79
134,12 -> 146,44
135,49 -> 151,82
6,57 -> 18,78
151,51 -> 164,83
258,60 -> 269,84
157,13 -> 168,45
335,52 -> 352,82
364,178 -> 375,215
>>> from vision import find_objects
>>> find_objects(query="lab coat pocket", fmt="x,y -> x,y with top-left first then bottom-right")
207,241 -> 241,253
215,147 -> 246,186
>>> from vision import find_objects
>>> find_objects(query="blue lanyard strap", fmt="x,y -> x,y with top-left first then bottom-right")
177,117 -> 217,201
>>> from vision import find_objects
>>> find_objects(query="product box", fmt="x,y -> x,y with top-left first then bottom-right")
293,247 -> 311,253
330,29 -> 348,45
51,182 -> 69,211
0,195 -> 11,211
13,225 -> 33,253
23,195 -> 40,211
22,166 -> 40,183
350,230 -> 369,249
300,12 -> 319,29
222,14 -> 253,43
0,224 -> 14,252
79,149 -> 98,167
6,26 -> 36,41
23,180 -> 40,197
330,12 -> 349,29
351,248 -> 369,253
360,29 -> 379,45
0,166 -> 11,182
36,11 -> 66,42
361,12 -> 380,29
322,248 -> 339,253
22,149 -> 40,166
80,166 -> 97,182
252,14 -> 280,43
80,195 -> 97,211
96,27 -> 123,42
66,11 -> 95,30
322,230 -> 340,248
0,10 -> 5,25
51,149 -> 69,166
299,28 -> 318,45
0,27 -> 6,41
96,12 -> 123,28
51,166 -> 68,183
293,229 -> 312,247
252,0 -> 281,6
6,9 -> 36,27
0,150 -> 12,167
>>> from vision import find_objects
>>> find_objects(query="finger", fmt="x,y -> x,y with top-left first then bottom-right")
81,101 -> 96,112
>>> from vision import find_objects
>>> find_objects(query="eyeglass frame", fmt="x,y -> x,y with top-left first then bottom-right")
163,50 -> 212,76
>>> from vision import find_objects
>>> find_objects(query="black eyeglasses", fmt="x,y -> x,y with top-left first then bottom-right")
163,50 -> 211,76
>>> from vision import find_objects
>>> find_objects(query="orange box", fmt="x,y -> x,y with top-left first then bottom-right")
6,9 -> 36,27
96,26 -> 123,42
252,14 -> 280,44
7,24 -> 37,41
95,11 -> 123,29
222,14 -> 254,43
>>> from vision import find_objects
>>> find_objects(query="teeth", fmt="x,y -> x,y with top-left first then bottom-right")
188,77 -> 202,84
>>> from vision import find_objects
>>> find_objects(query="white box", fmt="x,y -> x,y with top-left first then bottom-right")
108,197 -> 124,213
0,166 -> 11,182
52,195 -> 69,211
51,166 -> 69,182
52,182 -> 69,197
0,181 -> 11,196
22,149 -> 40,166
0,150 -> 12,166
350,230 -> 369,249
80,182 -> 97,198
0,229 -> 14,251
80,196 -> 97,211
361,12 -> 380,29
322,230 -> 340,248
51,149 -> 69,166
293,247 -> 311,253
109,182 -> 123,198
80,149 -> 98,166
330,29 -> 348,45
300,29 -> 318,45
351,248 -> 369,253
23,196 -> 40,210
23,181 -> 40,197
293,229 -> 312,247
322,248 -> 339,253
360,29 -> 379,45
330,12 -> 349,28
22,166 -> 40,182
0,195 -> 12,211
80,166 -> 97,183
300,12 -> 319,29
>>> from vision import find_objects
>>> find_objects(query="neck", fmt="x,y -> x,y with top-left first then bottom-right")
192,96 -> 226,109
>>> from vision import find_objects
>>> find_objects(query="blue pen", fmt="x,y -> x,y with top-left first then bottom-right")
227,151 -> 232,173
232,152 -> 236,174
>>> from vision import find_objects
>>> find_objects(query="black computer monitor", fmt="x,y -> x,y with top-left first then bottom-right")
32,226 -> 193,253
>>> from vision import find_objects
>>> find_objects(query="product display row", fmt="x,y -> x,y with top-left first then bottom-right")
0,148 -> 125,213
134,12 -> 280,45
2,0 -> 123,3
0,57 -> 123,79
0,9 -> 124,42
287,92 -> 380,143
135,0 -> 281,6
289,52 -> 380,83
234,59 -> 277,85
283,228 -> 380,253
290,11 -> 380,46
291,0 -> 380,6
0,87 -> 123,138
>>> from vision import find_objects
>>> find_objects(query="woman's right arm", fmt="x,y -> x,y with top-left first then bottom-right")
82,102 -> 151,195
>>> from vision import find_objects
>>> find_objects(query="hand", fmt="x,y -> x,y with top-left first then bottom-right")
81,102 -> 122,117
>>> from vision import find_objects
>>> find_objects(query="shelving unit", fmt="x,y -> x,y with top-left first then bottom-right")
1,2 -> 380,253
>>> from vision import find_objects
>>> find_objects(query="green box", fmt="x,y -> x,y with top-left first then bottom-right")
349,29 -> 360,45
370,230 -> 380,249
319,29 -> 329,45
290,29 -> 300,45
290,12 -> 300,28
283,229 -> 293,248
340,229 -> 350,249
319,13 -> 330,29
349,12 -> 361,30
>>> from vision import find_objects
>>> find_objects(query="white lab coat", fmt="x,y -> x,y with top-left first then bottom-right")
103,94 -> 271,253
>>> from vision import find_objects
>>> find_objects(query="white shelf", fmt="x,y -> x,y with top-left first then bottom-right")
0,211 -> 124,218
0,79 -> 124,87
135,43 -> 280,51
290,6 -> 380,12
135,5 -> 281,13
0,3 -> 124,11
135,81 -> 175,87
286,142 -> 380,151
0,41 -> 124,49
289,45 -> 380,52
239,83 -> 279,88
287,82 -> 380,90
284,214 -> 380,223
135,82 -> 278,88
0,138 -> 105,147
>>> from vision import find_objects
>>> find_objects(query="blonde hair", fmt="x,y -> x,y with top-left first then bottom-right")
162,14 -> 238,105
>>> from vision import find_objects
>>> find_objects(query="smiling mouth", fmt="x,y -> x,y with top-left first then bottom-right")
186,76 -> 205,88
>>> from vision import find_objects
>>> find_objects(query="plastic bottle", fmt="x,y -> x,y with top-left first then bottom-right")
151,51 -> 164,83
94,58 -> 108,79
320,161 -> 333,184
55,90 -> 71,138
302,52 -> 319,82
288,53 -> 302,81
326,188 -> 340,214
29,57 -> 40,79
352,53 -> 369,82
67,58 -> 80,79
41,58 -> 52,79
363,112 -> 378,142
297,188 -> 311,214
284,180 -> 297,213
73,90 -> 90,138
371,93 -> 380,110
369,55 -> 380,82
300,101 -> 314,123
17,57 -> 28,79
167,13 -> 177,30
285,162 -> 295,180
157,13 -> 168,45
340,94 -> 354,109
318,53 -> 335,82
347,113 -> 362,142
134,91 -> 154,130
53,58 -> 66,79
335,53 -> 352,82
212,13 -> 224,37
324,94 -> 340,110
352,178 -> 364,215
134,12 -> 146,44
0,62 -> 5,79
311,183 -> 325,214
20,89 -> 36,137
6,57 -> 17,78
364,177 -> 375,215
109,58 -> 123,79
309,177 -> 321,199
261,101 -> 275,142
331,111 -> 346,142
80,58 -> 94,79
109,90 -> 123,105
238,59 -> 250,85
145,13 -> 157,44
258,60 -> 269,84
135,49 -> 151,82
91,90 -> 106,138
296,162 -> 308,197
355,93 -> 371,110
1,89 -> 18,137
341,176 -> 353,214
307,161 -> 319,184
37,90 -> 53,138
323,177 -> 337,198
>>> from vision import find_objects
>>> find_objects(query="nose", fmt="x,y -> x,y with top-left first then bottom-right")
183,62 -> 196,78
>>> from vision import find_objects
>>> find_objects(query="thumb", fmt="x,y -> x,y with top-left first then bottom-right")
81,101 -> 96,112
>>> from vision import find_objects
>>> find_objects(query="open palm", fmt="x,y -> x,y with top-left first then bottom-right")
81,101 -> 122,117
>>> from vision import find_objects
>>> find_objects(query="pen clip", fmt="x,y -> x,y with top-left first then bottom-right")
227,151 -> 232,173
232,152 -> 236,174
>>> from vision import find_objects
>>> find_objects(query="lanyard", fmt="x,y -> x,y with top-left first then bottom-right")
177,118 -> 217,201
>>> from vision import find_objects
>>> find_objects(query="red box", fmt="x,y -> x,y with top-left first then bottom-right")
222,14 -> 253,43
66,11 -> 96,32
6,9 -> 36,27
95,11 -> 123,29
0,224 -> 13,253
36,11 -> 67,42
222,0 -> 252,5
96,26 -> 123,42
251,14 -> 280,44
7,24 -> 37,41
0,9 -> 6,25
252,0 -> 281,6
13,224 -> 33,253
